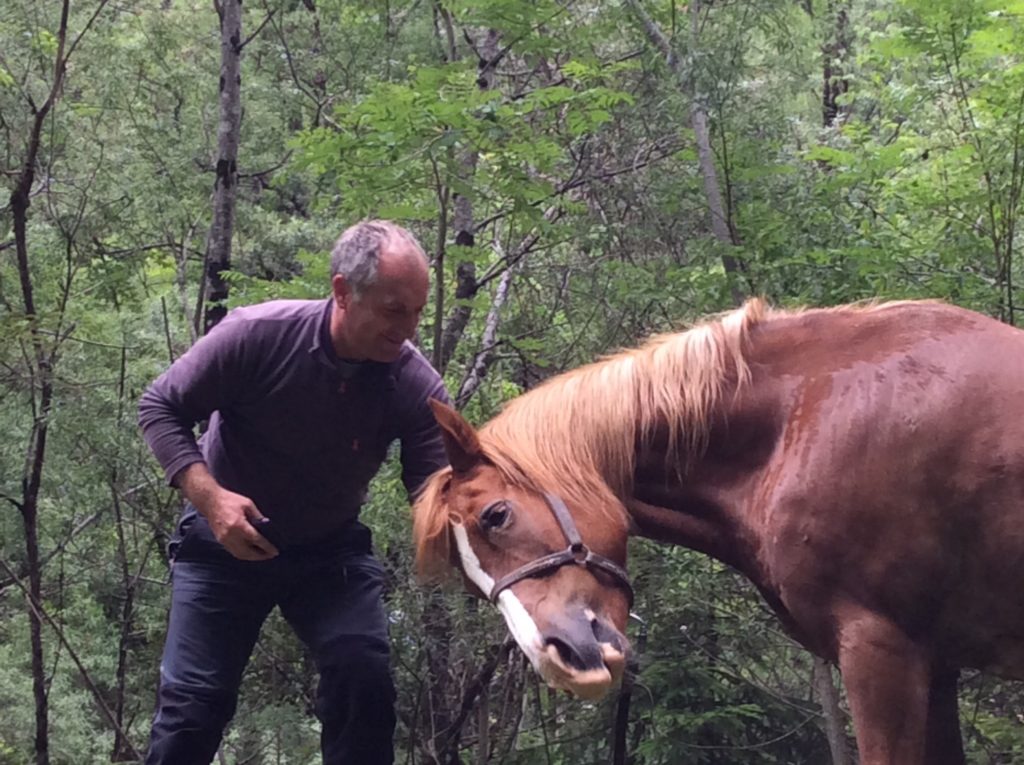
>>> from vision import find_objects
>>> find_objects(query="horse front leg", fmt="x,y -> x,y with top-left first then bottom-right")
835,605 -> 964,765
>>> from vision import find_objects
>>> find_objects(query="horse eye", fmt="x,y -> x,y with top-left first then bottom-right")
479,500 -> 512,531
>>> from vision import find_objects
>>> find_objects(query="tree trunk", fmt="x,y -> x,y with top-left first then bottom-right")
625,0 -> 745,306
21,501 -> 49,765
476,683 -> 490,765
822,0 -> 851,128
7,4 -> 73,761
424,593 -> 455,764
205,0 -> 243,334
12,154 -> 53,765
454,204 -> 560,406
437,27 -> 501,375
5,4 -> 115,760
111,481 -> 139,761
813,657 -> 852,765
456,264 -> 513,407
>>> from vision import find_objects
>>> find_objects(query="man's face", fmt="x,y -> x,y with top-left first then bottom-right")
331,243 -> 429,362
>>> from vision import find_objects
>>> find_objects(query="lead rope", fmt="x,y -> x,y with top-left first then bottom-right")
611,612 -> 648,765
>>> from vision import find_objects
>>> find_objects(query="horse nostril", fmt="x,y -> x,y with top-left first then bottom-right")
591,617 -> 626,654
541,611 -> 624,673
546,637 -> 578,668
544,639 -> 598,671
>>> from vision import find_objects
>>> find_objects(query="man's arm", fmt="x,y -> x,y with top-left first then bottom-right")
398,377 -> 453,500
139,316 -> 277,560
176,463 -> 277,560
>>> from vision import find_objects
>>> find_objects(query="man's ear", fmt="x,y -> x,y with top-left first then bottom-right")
331,273 -> 351,309
429,399 -> 483,475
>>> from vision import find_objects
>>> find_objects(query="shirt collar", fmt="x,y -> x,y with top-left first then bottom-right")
308,297 -> 335,367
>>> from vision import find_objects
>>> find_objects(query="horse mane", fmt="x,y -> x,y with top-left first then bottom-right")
477,298 -> 768,509
412,467 -> 455,581
412,296 -> 938,579
414,297 -> 770,579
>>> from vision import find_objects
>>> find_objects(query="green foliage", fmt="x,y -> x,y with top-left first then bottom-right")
291,61 -> 630,229
2,0 -> 1024,762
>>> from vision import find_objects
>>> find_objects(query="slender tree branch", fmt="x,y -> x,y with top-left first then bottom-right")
65,0 -> 114,63
240,8 -> 277,49
456,253 -> 516,408
265,0 -> 324,125
0,555 -> 142,761
0,511 -> 102,594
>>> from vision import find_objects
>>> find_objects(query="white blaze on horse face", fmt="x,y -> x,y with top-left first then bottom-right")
451,522 -> 546,670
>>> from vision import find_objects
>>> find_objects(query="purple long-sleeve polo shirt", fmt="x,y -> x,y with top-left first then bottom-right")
139,298 -> 451,545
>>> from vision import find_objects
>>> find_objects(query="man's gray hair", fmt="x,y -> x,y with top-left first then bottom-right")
330,220 -> 426,295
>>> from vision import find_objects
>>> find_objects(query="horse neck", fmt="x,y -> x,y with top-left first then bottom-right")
626,383 -> 776,575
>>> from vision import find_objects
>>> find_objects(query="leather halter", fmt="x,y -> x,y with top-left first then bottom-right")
486,493 -> 634,607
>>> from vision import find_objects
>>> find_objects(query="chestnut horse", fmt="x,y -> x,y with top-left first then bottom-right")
413,298 -> 1024,765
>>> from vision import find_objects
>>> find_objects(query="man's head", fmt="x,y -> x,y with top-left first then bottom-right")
329,220 -> 430,363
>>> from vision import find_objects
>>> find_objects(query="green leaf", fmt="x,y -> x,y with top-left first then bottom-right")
804,146 -> 857,166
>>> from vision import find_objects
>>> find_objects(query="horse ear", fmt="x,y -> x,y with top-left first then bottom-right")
429,398 -> 483,475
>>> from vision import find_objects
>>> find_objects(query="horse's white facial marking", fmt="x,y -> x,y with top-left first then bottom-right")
451,522 -> 545,669
495,591 -> 545,671
450,522 -> 495,594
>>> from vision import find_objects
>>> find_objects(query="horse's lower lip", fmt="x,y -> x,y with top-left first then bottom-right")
562,668 -> 613,700
539,644 -> 613,699
536,642 -> 626,700
601,642 -> 627,680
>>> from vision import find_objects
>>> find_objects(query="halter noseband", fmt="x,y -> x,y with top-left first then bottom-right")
486,492 -> 634,607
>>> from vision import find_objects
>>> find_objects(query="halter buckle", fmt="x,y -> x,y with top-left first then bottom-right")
570,542 -> 588,563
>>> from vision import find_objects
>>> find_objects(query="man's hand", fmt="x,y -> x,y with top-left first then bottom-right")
203,488 -> 280,560
176,463 -> 279,560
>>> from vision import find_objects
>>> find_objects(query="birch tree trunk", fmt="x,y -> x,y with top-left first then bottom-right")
437,27 -> 501,375
625,0 -> 745,306
454,204 -> 561,407
822,0 -> 851,128
205,0 -> 243,334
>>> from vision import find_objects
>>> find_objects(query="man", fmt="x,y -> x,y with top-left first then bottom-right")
139,220 -> 450,764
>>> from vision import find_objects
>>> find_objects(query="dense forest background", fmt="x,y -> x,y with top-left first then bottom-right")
2,0 -> 1023,762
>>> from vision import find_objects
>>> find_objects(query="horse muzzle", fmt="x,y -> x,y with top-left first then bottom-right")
534,608 -> 630,700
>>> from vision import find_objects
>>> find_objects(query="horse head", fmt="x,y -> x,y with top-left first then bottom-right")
414,400 -> 632,700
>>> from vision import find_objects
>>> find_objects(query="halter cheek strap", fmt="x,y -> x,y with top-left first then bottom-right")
487,493 -> 634,607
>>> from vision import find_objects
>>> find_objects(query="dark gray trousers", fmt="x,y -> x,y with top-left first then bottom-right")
145,517 -> 396,765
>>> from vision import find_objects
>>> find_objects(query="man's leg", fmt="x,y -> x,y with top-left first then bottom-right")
280,550 -> 396,765
146,556 -> 274,764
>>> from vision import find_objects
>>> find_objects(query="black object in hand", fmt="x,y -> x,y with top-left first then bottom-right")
251,517 -> 285,550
